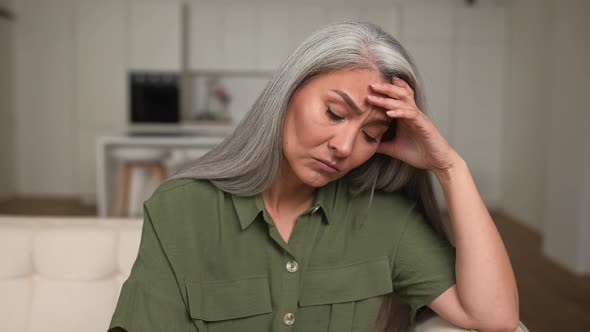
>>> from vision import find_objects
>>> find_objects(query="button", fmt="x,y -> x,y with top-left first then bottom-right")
286,260 -> 299,273
283,312 -> 295,325
311,205 -> 320,213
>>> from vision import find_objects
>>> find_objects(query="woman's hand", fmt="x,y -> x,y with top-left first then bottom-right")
367,77 -> 462,176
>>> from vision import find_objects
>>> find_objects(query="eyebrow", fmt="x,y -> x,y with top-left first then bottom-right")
330,89 -> 391,127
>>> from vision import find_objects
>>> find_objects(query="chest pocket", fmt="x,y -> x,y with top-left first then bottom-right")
298,256 -> 393,332
185,275 -> 273,332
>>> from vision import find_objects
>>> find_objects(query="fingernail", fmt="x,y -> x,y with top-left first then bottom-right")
387,110 -> 399,116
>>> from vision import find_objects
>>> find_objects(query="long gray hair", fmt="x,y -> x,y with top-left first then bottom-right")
167,21 -> 450,332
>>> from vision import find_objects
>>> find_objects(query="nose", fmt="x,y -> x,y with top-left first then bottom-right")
327,126 -> 356,158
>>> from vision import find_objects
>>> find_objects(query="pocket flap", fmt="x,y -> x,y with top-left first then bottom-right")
299,256 -> 392,306
186,275 -> 272,321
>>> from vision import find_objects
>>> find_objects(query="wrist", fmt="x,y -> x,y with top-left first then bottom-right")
433,154 -> 467,183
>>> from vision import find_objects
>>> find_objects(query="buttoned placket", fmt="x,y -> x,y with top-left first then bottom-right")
264,203 -> 325,331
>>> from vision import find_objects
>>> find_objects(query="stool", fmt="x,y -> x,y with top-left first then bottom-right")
111,148 -> 169,217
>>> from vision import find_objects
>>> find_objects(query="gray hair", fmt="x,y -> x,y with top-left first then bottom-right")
168,21 -> 423,197
167,21 -> 449,331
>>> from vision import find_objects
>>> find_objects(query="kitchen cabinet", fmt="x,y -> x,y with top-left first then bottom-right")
129,1 -> 182,71
75,0 -> 128,202
287,4 -> 327,52
190,2 -> 265,72
256,3 -> 290,71
221,3 -> 258,70
76,0 -> 183,201
188,2 -> 402,73
189,2 -> 223,70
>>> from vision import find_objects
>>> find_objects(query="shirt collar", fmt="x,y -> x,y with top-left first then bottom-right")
232,179 -> 342,230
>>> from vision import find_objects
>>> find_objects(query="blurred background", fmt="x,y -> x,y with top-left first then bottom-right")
0,0 -> 588,331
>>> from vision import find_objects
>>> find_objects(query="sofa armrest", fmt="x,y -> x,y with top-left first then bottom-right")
412,314 -> 531,332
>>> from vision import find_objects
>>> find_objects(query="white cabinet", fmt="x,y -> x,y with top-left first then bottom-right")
221,3 -> 258,70
189,2 -> 222,70
75,0 -> 128,201
189,2 -> 395,72
288,4 -> 327,52
76,0 -> 183,200
256,3 -> 290,71
189,2 -> 278,72
129,1 -> 182,71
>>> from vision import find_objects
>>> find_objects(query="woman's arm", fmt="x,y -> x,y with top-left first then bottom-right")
428,153 -> 519,332
368,77 -> 519,331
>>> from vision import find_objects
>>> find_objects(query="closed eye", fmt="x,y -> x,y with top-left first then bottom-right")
327,107 -> 378,143
363,132 -> 377,143
326,107 -> 344,121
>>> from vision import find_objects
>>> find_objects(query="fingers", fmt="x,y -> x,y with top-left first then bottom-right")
366,94 -> 406,110
369,77 -> 415,104
385,108 -> 419,120
366,94 -> 423,119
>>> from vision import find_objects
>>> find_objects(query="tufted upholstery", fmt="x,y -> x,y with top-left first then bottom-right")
0,216 -> 141,332
0,216 -> 529,332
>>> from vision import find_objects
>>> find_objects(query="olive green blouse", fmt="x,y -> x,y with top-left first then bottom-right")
108,177 -> 456,332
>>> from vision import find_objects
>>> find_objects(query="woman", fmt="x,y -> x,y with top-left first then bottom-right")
108,21 -> 519,332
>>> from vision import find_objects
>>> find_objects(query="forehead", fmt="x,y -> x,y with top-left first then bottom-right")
308,68 -> 387,92
297,68 -> 389,117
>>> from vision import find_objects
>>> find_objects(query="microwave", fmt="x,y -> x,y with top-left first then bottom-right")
129,72 -> 180,124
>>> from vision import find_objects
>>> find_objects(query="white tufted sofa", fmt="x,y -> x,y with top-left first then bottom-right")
0,216 -> 141,332
0,216 -> 529,332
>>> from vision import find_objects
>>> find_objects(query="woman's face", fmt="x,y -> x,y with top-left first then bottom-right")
282,68 -> 393,188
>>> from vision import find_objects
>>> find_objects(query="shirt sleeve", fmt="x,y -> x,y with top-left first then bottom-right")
391,200 -> 457,325
108,204 -> 200,332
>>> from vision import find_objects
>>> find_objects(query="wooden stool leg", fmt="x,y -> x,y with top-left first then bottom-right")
154,163 -> 167,183
112,163 -> 132,217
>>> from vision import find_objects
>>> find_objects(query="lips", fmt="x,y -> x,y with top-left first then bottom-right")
314,158 -> 340,172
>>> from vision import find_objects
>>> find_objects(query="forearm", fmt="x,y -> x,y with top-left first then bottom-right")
433,155 -> 519,331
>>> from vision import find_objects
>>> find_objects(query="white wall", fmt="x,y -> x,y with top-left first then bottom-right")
0,0 -> 15,200
449,3 -> 506,211
13,0 -> 78,196
542,0 -> 590,274
502,0 -> 550,232
504,0 -> 590,275
75,0 -> 129,204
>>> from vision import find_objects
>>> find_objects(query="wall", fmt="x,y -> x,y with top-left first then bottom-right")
504,0 -> 590,274
542,0 -> 590,274
0,0 -> 15,200
448,3 -> 506,211
13,0 -> 78,196
502,0 -> 550,232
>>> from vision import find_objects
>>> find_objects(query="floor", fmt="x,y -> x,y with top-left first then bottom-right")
0,196 -> 96,216
0,197 -> 589,331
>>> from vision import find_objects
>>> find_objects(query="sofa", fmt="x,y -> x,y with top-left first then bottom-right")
0,216 -> 529,332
